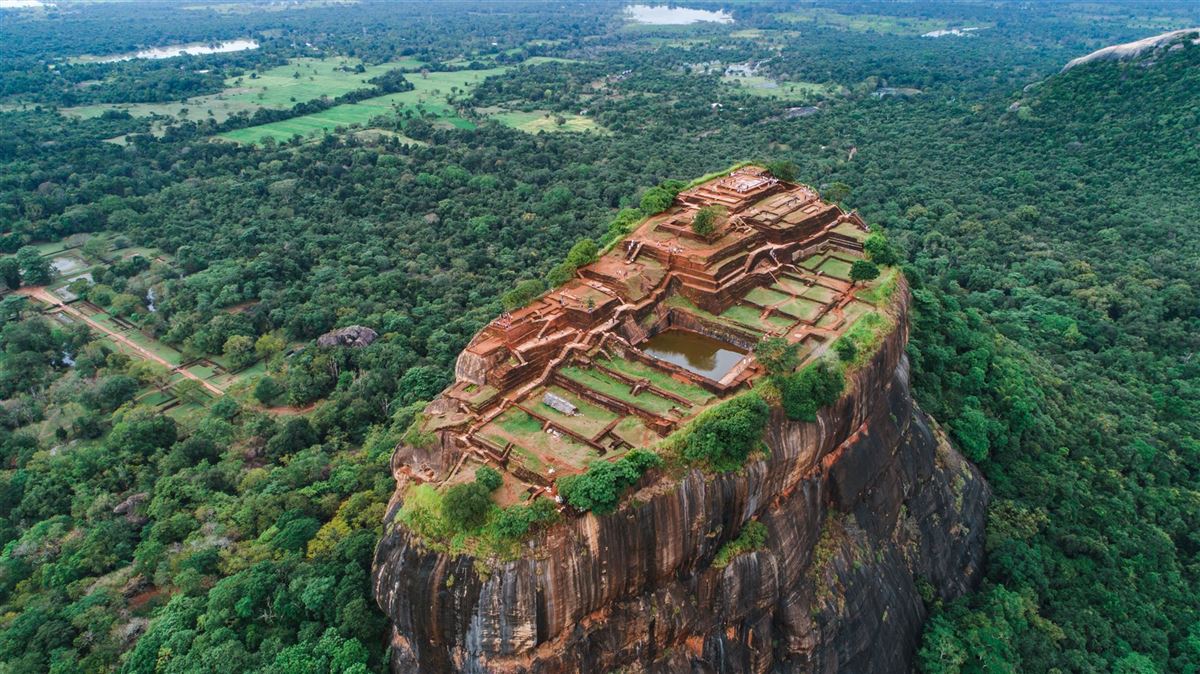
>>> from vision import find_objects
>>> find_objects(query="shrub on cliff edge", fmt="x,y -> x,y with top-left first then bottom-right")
780,361 -> 844,422
674,393 -> 770,472
557,449 -> 662,515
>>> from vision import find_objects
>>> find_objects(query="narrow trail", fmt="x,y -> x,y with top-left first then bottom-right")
16,286 -> 225,397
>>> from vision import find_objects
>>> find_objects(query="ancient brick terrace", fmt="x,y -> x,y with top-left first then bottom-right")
404,167 -> 876,504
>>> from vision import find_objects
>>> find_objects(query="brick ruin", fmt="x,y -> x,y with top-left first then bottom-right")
402,166 -> 877,505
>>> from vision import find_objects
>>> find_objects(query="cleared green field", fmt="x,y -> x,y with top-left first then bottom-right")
530,386 -> 617,438
817,257 -> 854,280
745,286 -> 792,307
778,9 -> 968,35
559,366 -> 680,416
722,75 -> 843,99
777,296 -> 824,321
221,66 -> 509,143
598,355 -> 713,405
486,109 -> 604,134
720,304 -> 794,333
61,56 -> 424,123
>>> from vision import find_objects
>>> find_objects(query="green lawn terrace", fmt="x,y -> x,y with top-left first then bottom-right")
404,166 -> 882,501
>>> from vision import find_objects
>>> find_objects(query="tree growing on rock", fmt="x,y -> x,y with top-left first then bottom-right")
850,259 -> 880,286
692,206 -> 719,236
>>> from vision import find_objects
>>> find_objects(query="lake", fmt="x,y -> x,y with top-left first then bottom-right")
91,39 -> 259,63
625,4 -> 733,25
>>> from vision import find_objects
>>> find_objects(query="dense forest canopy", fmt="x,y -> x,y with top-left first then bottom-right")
0,1 -> 1198,672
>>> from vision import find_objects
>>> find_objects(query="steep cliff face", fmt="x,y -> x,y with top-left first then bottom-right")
373,290 -> 989,673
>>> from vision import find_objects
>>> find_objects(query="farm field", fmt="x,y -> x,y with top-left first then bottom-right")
60,56 -> 424,123
220,66 -> 511,143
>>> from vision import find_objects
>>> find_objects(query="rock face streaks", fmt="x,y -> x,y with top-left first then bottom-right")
372,286 -> 990,673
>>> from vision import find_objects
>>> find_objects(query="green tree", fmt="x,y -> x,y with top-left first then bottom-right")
501,278 -> 545,311
691,206 -> 719,236
15,247 -> 52,286
676,395 -> 770,471
0,257 -> 20,290
823,181 -> 851,205
864,233 -> 900,266
441,482 -> 492,531
223,334 -> 256,370
255,376 -> 284,404
765,160 -> 798,182
849,259 -> 880,286
755,337 -> 799,378
639,186 -> 673,214
254,333 -> 286,360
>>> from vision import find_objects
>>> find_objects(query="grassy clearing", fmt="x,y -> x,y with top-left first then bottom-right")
817,257 -> 853,280
485,109 -> 604,134
745,287 -> 791,307
777,8 -> 961,35
221,66 -> 509,143
778,296 -> 823,321
802,284 -> 840,304
600,355 -> 714,404
61,56 -> 423,123
835,311 -> 892,368
560,366 -> 680,416
722,75 -> 843,99
720,304 -> 794,332
532,386 -> 617,438
857,267 -> 901,306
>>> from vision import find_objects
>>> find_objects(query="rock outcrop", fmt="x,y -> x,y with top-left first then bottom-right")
372,287 -> 990,673
316,325 -> 378,348
1062,28 -> 1200,71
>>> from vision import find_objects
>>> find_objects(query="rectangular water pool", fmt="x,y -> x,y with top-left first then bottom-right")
640,329 -> 747,381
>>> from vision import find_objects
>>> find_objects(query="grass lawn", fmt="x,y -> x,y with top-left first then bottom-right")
744,286 -> 792,307
29,240 -> 74,256
798,253 -> 825,270
598,355 -> 713,405
817,257 -> 853,280
856,267 -> 901,306
166,401 -> 210,425
483,407 -> 597,471
530,386 -> 617,439
801,284 -> 840,304
559,366 -> 680,416
720,303 -> 795,333
221,66 -> 510,144
118,330 -> 185,367
777,296 -> 824,321
612,416 -> 658,448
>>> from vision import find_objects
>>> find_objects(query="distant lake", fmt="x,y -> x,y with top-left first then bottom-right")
625,4 -> 733,25
90,39 -> 259,63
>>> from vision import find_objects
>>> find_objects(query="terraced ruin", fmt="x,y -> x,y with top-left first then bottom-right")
402,166 -> 882,505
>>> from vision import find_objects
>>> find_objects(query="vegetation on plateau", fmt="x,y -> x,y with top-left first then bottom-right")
0,1 -> 1198,672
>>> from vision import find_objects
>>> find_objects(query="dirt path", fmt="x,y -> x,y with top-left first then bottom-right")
17,286 -> 224,397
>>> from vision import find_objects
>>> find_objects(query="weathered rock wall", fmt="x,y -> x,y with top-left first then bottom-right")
373,287 -> 990,673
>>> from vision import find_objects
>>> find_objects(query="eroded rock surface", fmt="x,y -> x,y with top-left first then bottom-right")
372,292 -> 990,673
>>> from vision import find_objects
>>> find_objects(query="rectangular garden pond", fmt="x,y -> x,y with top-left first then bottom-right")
640,329 -> 748,382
